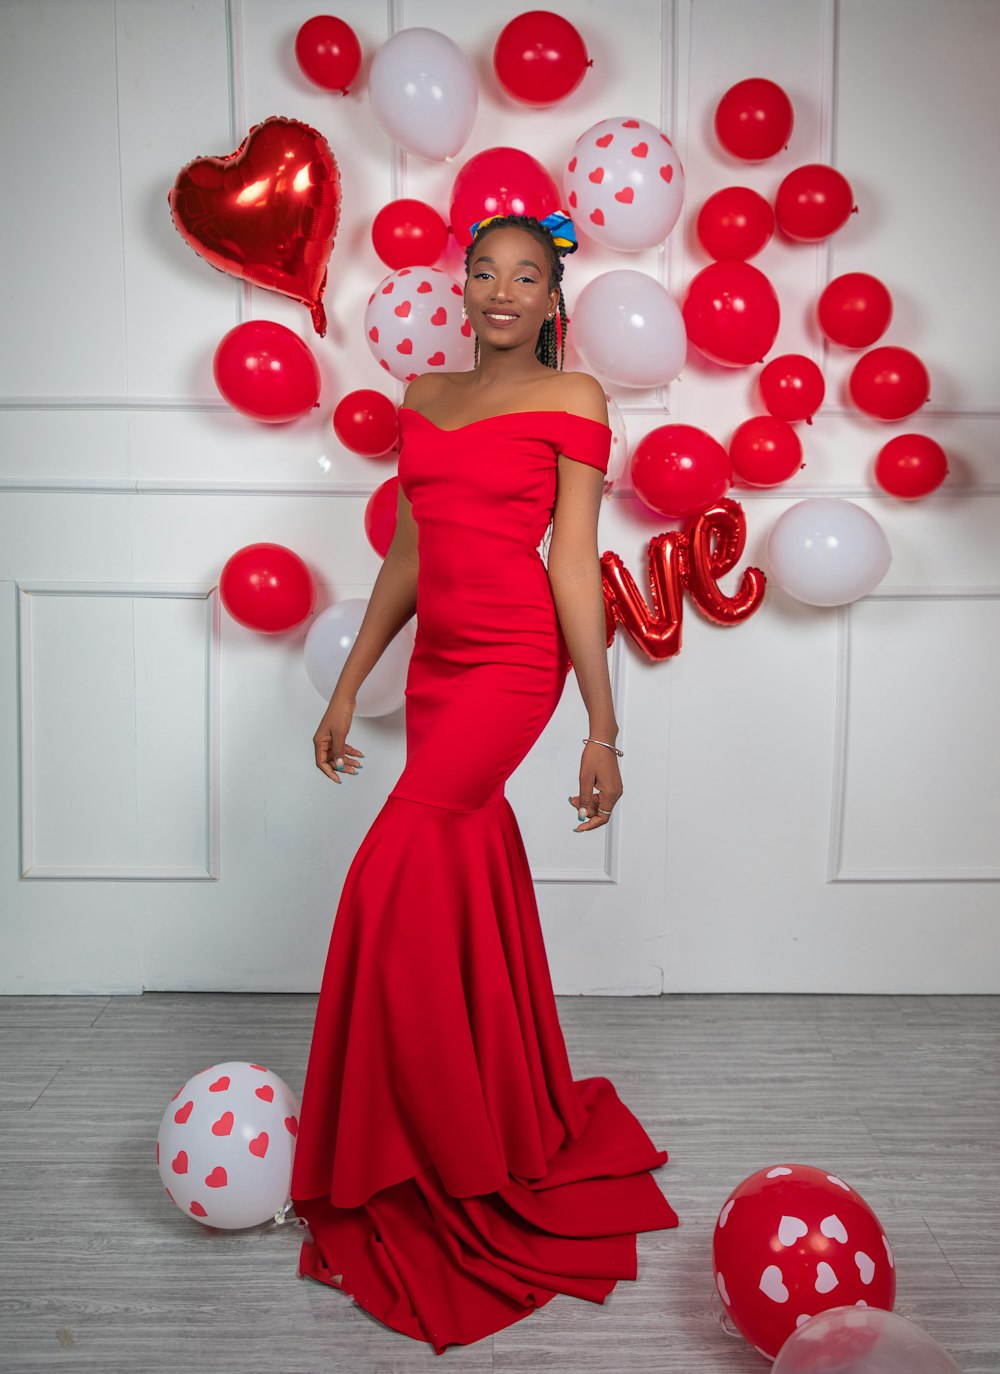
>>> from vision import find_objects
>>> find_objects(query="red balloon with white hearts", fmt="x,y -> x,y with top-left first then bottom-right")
364,266 -> 474,383
563,116 -> 685,251
157,1060 -> 300,1229
713,1163 -> 896,1360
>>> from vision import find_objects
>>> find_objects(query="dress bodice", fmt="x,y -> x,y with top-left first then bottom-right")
397,407 -> 611,556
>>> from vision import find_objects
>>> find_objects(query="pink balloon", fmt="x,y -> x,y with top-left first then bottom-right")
449,146 -> 560,250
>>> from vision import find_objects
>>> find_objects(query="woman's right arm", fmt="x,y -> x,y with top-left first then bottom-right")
313,479 -> 419,782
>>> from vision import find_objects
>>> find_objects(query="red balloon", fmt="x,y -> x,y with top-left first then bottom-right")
220,543 -> 316,633
685,499 -> 766,622
449,146 -> 561,250
775,164 -> 856,242
874,433 -> 948,499
631,424 -> 732,519
713,1163 -> 896,1359
493,11 -> 590,105
714,78 -> 793,161
849,346 -> 930,420
334,390 -> 399,457
168,116 -> 341,335
696,186 -> 774,261
729,416 -> 803,486
365,477 -> 400,558
372,198 -> 449,270
213,320 -> 321,423
759,354 -> 826,424
818,272 -> 893,349
294,15 -> 361,93
683,261 -> 781,368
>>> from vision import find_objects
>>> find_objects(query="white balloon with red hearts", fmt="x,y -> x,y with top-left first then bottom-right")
604,393 -> 628,498
364,266 -> 474,382
156,1060 -> 300,1229
563,116 -> 685,251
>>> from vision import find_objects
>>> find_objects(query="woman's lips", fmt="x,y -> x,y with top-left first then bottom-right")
481,311 -> 521,328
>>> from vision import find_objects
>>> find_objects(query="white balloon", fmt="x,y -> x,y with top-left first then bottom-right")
157,1061 -> 299,1230
369,28 -> 477,162
364,266 -> 473,382
772,1304 -> 963,1374
304,599 -> 415,717
604,393 -> 628,496
564,116 -> 685,251
766,499 -> 892,607
572,269 -> 686,388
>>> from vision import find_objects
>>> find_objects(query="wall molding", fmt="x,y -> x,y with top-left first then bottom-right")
826,585 -> 1000,883
16,581 -> 221,881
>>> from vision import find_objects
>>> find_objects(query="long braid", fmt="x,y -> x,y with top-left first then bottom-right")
463,213 -> 568,370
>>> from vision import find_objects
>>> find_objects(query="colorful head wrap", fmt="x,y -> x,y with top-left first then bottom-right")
468,209 -> 578,256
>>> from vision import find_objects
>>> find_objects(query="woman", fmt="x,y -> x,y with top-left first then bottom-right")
291,213 -> 678,1354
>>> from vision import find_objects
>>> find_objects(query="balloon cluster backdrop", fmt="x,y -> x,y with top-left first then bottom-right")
166,37 -> 950,671
160,18 -> 960,1364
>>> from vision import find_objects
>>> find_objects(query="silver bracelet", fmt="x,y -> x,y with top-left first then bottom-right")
583,737 -> 624,757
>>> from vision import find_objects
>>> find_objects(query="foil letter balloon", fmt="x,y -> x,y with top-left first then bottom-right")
168,116 -> 341,336
600,534 -> 687,660
685,499 -> 766,624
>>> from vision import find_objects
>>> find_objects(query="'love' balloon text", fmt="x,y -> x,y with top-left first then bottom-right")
598,498 -> 765,660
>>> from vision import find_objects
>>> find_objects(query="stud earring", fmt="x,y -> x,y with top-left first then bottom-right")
461,304 -> 468,320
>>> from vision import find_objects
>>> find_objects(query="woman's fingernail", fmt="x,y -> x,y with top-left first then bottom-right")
577,808 -> 588,820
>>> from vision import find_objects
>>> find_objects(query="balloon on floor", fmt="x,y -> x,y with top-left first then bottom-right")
771,1304 -> 963,1374
713,1164 -> 896,1359
157,1062 -> 300,1229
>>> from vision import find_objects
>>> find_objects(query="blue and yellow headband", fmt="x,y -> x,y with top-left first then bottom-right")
468,209 -> 578,256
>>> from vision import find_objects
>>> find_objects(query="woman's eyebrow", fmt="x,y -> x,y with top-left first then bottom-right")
472,255 -> 542,272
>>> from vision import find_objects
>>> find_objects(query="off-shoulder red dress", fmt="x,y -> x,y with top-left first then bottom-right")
290,408 -> 678,1353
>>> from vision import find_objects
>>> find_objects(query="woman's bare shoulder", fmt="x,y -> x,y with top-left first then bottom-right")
401,371 -> 472,414
547,370 -> 609,424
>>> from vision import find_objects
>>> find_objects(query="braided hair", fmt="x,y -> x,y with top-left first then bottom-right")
463,214 -> 569,370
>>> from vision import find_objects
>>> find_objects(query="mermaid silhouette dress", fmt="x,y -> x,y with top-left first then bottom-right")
290,408 -> 678,1353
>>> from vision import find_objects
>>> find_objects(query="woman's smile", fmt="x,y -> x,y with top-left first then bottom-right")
481,309 -> 521,328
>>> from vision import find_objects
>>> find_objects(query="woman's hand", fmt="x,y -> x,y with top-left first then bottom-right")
569,742 -> 622,831
313,694 -> 365,784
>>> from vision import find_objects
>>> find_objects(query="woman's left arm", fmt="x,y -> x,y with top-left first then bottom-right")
546,378 -> 620,832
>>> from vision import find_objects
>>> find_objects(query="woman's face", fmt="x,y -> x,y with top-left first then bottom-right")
464,226 -> 559,354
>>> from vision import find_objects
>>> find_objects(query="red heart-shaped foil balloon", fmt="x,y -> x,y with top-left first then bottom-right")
168,116 -> 340,335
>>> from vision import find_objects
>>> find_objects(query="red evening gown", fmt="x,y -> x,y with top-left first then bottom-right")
290,407 -> 678,1353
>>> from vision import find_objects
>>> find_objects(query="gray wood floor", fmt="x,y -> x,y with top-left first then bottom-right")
1,993 -> 996,1373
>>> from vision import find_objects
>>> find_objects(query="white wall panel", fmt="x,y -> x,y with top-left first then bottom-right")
833,0 -> 1000,411
836,593 -> 1000,879
116,0 -> 236,400
18,585 -> 216,878
0,1 -> 126,399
